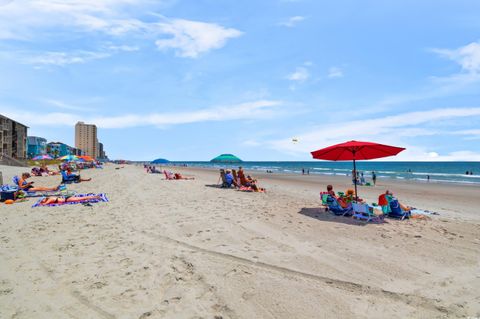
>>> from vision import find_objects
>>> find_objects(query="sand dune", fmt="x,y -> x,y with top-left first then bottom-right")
0,164 -> 479,318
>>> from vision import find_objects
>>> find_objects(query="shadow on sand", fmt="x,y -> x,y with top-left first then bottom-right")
204,184 -> 232,189
298,207 -> 385,226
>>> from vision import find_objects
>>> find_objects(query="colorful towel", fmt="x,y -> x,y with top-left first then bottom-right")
32,193 -> 108,208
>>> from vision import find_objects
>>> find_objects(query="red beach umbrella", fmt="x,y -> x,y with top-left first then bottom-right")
311,140 -> 405,199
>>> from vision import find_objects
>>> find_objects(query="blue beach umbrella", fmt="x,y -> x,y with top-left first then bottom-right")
151,158 -> 169,164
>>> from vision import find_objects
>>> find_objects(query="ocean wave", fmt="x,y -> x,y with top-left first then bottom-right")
412,178 -> 480,185
411,172 -> 480,178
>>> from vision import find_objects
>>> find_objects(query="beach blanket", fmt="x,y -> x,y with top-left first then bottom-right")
32,193 -> 108,208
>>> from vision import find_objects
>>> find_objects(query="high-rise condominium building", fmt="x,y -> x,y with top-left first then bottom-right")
75,121 -> 98,158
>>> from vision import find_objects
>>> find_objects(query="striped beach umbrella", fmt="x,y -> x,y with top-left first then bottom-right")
32,154 -> 53,160
59,155 -> 79,161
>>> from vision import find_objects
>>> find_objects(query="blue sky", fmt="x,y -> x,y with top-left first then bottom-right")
1,0 -> 479,161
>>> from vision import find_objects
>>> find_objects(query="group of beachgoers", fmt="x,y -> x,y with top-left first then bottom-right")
30,165 -> 59,177
323,184 -> 413,220
221,166 -> 265,192
352,169 -> 376,186
4,163 -> 95,205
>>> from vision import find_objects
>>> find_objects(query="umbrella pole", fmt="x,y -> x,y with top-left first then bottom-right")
353,158 -> 358,201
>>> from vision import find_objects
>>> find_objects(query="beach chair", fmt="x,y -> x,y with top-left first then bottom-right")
319,192 -> 330,211
388,199 -> 411,220
326,196 -> 353,216
163,170 -> 175,180
378,194 -> 392,214
12,176 -> 20,189
352,203 -> 384,223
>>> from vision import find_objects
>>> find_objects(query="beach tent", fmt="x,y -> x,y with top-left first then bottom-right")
151,158 -> 169,164
311,140 -> 405,199
210,154 -> 243,163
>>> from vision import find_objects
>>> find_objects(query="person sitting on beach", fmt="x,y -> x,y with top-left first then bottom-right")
326,184 -> 336,197
31,167 -> 43,177
237,167 -> 247,185
225,170 -> 238,188
62,169 -> 92,182
379,190 -> 411,212
18,173 -> 60,192
245,175 -> 265,192
326,185 -> 349,208
40,165 -> 59,176
40,194 -> 102,205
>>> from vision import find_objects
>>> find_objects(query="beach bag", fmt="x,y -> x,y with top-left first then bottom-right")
1,190 -> 15,202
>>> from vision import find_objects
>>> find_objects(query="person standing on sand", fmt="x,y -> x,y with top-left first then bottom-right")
372,171 -> 377,186
302,168 -> 305,175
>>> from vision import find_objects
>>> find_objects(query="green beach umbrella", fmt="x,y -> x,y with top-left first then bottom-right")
210,154 -> 243,163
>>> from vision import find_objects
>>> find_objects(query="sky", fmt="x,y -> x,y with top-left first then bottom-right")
1,0 -> 480,161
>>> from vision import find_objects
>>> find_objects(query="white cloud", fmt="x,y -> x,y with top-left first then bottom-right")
2,100 -> 282,129
267,107 -> 480,160
0,0 -> 242,58
400,149 -> 480,161
432,41 -> 480,74
453,129 -> 480,135
106,44 -> 140,52
155,19 -> 243,58
44,99 -> 95,111
451,129 -> 480,140
24,51 -> 111,66
327,66 -> 343,78
287,67 -> 309,81
279,16 -> 305,27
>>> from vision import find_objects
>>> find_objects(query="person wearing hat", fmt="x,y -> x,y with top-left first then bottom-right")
18,173 -> 59,192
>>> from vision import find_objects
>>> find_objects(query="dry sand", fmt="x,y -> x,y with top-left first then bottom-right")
0,164 -> 479,319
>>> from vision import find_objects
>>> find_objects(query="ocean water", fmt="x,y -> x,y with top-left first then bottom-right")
169,161 -> 480,185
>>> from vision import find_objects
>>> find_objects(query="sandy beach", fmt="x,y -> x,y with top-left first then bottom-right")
1,163 -> 479,318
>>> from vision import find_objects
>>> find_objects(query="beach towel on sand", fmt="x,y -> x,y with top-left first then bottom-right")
32,193 -> 108,208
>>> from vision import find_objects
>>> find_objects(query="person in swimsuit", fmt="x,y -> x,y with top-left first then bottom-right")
18,173 -> 59,192
173,173 -> 195,180
40,194 -> 102,205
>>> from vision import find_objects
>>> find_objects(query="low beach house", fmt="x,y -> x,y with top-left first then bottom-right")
27,136 -> 47,158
